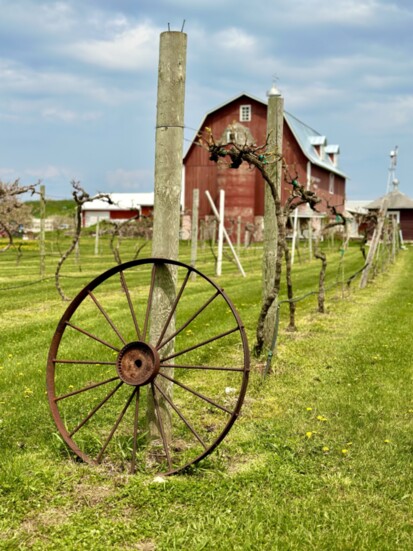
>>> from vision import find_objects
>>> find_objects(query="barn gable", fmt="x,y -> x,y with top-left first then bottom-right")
184,92 -> 347,230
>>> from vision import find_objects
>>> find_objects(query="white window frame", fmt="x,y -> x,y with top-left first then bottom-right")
239,104 -> 251,122
226,130 -> 237,143
388,211 -> 400,224
329,173 -> 335,194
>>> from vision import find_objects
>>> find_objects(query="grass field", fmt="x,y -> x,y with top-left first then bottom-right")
0,236 -> 412,550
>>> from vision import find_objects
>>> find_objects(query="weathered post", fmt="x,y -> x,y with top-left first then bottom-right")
39,184 -> 46,277
237,216 -> 242,251
360,197 -> 388,289
147,30 -> 187,443
190,188 -> 199,279
262,84 -> 284,349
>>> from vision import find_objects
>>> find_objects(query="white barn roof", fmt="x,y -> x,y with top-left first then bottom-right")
82,193 -> 154,211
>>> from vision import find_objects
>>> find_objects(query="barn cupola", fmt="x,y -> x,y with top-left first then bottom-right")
267,81 -> 282,97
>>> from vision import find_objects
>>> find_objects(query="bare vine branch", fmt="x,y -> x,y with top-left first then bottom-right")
55,181 -> 113,300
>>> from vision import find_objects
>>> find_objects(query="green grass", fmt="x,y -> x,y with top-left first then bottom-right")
24,199 -> 76,218
0,237 -> 412,550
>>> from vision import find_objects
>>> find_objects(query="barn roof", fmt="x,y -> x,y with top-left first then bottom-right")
82,192 -> 154,211
345,200 -> 370,214
184,92 -> 347,178
367,189 -> 413,210
284,111 -> 347,178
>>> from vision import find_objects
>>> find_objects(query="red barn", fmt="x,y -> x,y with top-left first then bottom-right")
367,183 -> 413,242
183,93 -> 347,237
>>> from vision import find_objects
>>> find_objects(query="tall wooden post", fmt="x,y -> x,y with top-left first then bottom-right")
39,184 -> 46,277
190,188 -> 199,279
263,84 -> 284,348
148,30 -> 187,441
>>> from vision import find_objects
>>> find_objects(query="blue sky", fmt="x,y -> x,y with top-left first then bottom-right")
0,0 -> 412,201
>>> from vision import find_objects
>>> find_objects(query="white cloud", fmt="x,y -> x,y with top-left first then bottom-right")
355,95 -> 413,133
0,59 -> 136,105
71,22 -> 161,71
275,0 -> 396,25
0,164 -> 71,183
41,107 -> 101,123
214,27 -> 256,51
105,169 -> 153,191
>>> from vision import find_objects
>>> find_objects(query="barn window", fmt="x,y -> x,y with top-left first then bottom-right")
240,105 -> 251,122
227,130 -> 237,143
329,173 -> 335,194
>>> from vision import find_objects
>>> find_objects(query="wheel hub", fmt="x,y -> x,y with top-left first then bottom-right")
116,341 -> 160,386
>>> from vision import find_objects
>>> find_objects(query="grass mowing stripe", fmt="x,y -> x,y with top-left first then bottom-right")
0,241 -> 412,550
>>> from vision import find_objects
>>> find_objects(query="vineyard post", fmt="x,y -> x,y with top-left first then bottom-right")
147,29 -> 187,442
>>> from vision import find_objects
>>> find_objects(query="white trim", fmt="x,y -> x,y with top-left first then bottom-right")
239,104 -> 251,122
329,173 -> 335,194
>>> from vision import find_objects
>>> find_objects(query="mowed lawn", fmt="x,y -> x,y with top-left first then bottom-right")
0,237 -> 412,550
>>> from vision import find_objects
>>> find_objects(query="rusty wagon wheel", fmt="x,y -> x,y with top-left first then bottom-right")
47,258 -> 249,475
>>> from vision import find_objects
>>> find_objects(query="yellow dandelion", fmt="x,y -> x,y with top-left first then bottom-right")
384,439 -> 390,444
316,415 -> 327,422
306,431 -> 313,439
322,446 -> 330,452
306,407 -> 313,412
341,449 -> 348,455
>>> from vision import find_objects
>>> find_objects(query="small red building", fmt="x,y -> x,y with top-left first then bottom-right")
367,183 -> 413,242
81,193 -> 154,227
184,93 -> 347,236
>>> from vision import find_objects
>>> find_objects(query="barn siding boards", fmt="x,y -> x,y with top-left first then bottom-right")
184,92 -> 347,229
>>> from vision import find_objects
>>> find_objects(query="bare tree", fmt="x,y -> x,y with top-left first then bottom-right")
55,181 -> 112,300
107,214 -> 152,265
198,130 -> 321,356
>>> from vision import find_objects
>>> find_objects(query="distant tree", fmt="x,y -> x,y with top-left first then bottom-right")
0,179 -> 38,252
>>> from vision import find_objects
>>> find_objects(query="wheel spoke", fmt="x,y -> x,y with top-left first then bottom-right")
54,359 -> 117,365
158,372 -> 232,414
142,263 -> 157,341
155,268 -> 192,348
157,290 -> 220,351
130,387 -> 141,474
88,290 -> 126,345
96,387 -> 137,463
69,381 -> 123,437
120,270 -> 141,340
55,376 -> 120,402
161,326 -> 239,362
154,380 -> 207,450
151,382 -> 172,470
65,321 -> 121,352
47,258 -> 249,476
161,363 -> 244,372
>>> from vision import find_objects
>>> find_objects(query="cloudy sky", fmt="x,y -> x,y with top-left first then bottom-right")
0,0 -> 412,201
